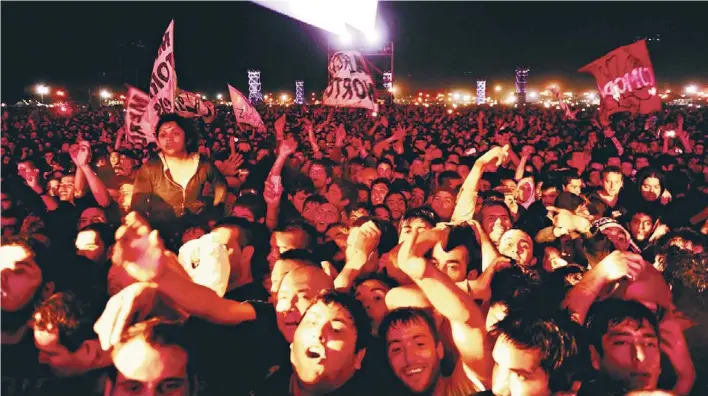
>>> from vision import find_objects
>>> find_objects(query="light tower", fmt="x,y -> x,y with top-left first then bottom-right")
248,70 -> 263,104
515,68 -> 530,104
295,81 -> 304,105
476,81 -> 486,105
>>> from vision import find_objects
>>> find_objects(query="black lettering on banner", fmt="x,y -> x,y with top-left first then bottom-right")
175,95 -> 186,112
157,62 -> 170,84
332,77 -> 342,99
149,72 -> 165,97
162,98 -> 172,113
342,78 -> 353,100
342,54 -> 354,74
352,78 -> 366,99
324,84 -> 333,98
157,30 -> 171,58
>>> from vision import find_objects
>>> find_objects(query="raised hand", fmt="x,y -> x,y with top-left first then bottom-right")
69,141 -> 92,168
594,250 -> 647,283
274,115 -> 286,137
112,212 -> 166,283
397,225 -> 449,280
218,153 -> 244,176
335,124 -> 347,146
392,125 -> 407,141
546,206 -> 591,233
278,138 -> 298,158
477,144 -> 510,169
263,178 -> 283,205
659,318 -> 695,395
346,220 -> 382,267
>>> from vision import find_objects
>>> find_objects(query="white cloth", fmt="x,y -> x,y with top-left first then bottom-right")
178,233 -> 230,297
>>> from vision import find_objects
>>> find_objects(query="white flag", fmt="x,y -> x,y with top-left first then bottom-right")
175,89 -> 216,123
146,20 -> 177,129
227,84 -> 265,131
124,86 -> 154,144
323,51 -> 378,111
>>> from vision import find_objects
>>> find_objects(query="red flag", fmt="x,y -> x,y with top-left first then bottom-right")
579,40 -> 661,125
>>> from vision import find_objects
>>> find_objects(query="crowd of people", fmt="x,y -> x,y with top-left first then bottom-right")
1,100 -> 707,396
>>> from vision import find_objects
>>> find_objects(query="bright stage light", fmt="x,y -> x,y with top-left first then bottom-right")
685,85 -> 698,94
494,85 -> 501,92
56,90 -> 65,97
202,95 -> 208,100
366,30 -> 380,45
452,92 -> 461,100
99,90 -> 112,99
281,94 -> 289,101
217,94 -> 223,100
36,85 -> 50,95
528,92 -> 538,100
340,31 -> 353,45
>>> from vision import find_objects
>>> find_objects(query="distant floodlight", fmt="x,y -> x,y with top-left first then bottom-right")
202,95 -> 207,100
36,84 -> 50,95
216,94 -> 223,100
99,90 -> 112,99
685,85 -> 698,94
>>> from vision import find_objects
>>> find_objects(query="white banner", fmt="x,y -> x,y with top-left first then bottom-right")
146,20 -> 177,128
175,89 -> 216,123
124,86 -> 154,143
323,51 -> 378,111
227,84 -> 265,131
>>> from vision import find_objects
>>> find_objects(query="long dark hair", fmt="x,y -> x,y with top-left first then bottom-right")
155,114 -> 200,154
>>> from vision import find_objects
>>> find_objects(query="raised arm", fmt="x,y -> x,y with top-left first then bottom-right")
451,145 -> 509,223
334,221 -> 381,291
562,250 -> 646,324
398,226 -> 492,388
263,138 -> 297,230
70,142 -> 111,207
111,212 -> 257,326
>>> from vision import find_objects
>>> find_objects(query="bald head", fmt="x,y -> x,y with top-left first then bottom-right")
274,265 -> 335,343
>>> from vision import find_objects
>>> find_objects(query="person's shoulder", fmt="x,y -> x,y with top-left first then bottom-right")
248,363 -> 293,396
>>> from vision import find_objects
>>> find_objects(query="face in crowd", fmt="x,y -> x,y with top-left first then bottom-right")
157,121 -> 187,157
602,171 -> 623,198
481,203 -> 512,245
385,313 -> 444,394
290,294 -> 366,394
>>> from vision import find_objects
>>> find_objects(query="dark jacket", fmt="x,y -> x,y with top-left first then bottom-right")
130,154 -> 226,230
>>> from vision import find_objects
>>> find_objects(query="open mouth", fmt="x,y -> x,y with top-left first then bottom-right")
305,345 -> 326,360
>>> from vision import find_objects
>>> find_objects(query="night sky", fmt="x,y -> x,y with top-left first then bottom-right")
2,1 -> 708,102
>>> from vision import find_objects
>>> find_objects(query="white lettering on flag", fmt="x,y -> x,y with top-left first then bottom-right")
227,84 -> 265,131
146,20 -> 177,128
323,51 -> 378,111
